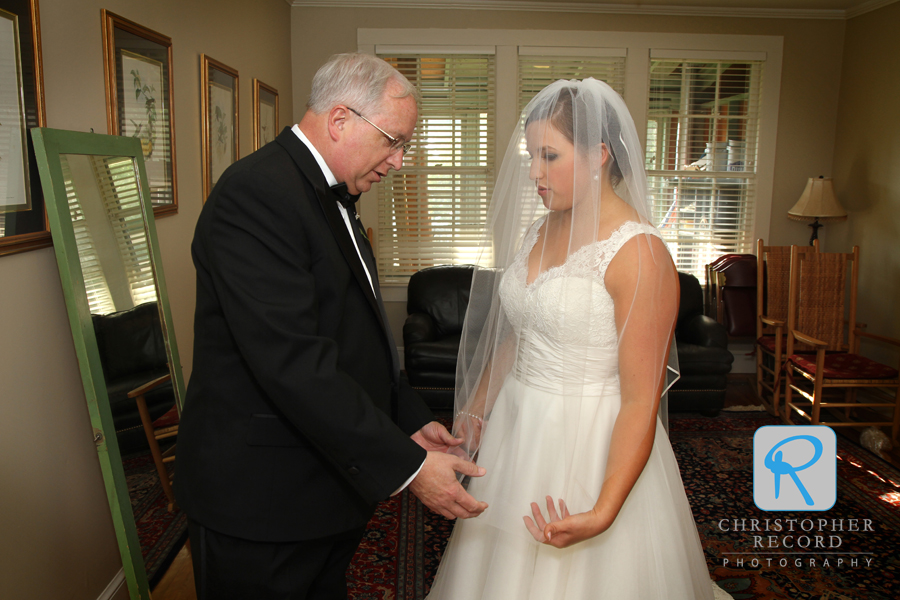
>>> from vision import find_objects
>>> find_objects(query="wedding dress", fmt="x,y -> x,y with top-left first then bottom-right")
426,220 -> 724,600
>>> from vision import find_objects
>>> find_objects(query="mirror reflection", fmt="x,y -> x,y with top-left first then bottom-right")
60,152 -> 184,586
61,154 -> 157,313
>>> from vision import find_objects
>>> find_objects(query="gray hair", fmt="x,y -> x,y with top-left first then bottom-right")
307,53 -> 418,116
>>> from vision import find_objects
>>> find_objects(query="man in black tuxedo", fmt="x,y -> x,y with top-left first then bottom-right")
176,53 -> 487,599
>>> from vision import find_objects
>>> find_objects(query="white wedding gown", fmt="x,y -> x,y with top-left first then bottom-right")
427,221 -> 728,600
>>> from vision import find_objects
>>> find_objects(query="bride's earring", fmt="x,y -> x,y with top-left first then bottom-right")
593,174 -> 599,181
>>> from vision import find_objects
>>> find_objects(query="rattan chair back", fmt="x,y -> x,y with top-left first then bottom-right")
787,246 -> 859,355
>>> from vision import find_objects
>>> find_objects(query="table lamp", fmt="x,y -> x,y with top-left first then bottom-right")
787,176 -> 848,246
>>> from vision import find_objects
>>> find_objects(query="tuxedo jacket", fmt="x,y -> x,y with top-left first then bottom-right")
176,127 -> 432,542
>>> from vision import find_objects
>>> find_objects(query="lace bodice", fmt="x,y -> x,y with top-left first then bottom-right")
500,219 -> 663,351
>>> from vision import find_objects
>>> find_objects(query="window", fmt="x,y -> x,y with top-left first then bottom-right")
360,30 -> 781,290
95,156 -> 158,308
518,49 -> 626,111
646,55 -> 763,279
63,156 -> 116,315
62,154 -> 157,314
376,53 -> 495,283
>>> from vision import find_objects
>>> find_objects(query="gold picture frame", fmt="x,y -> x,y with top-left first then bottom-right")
101,10 -> 178,217
0,0 -> 48,257
201,54 -> 239,202
252,78 -> 278,151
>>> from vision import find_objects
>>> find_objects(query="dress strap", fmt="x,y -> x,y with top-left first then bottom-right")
597,221 -> 666,279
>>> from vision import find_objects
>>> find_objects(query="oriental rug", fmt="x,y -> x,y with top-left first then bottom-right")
122,448 -> 188,587
671,411 -> 900,600
347,487 -> 453,600
347,411 -> 900,600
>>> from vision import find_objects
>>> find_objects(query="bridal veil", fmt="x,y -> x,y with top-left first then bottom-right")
452,77 -> 680,528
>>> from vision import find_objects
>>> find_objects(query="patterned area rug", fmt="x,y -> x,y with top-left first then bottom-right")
348,412 -> 900,600
671,411 -> 900,600
122,448 -> 188,586
347,488 -> 453,599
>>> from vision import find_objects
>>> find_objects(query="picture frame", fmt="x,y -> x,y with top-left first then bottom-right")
101,10 -> 178,217
0,0 -> 47,257
252,79 -> 278,151
201,54 -> 239,201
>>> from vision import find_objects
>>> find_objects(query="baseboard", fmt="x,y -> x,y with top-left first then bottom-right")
96,569 -> 127,600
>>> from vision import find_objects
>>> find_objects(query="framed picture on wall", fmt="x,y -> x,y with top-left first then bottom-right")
101,10 -> 178,216
252,79 -> 278,151
201,55 -> 238,201
0,0 -> 48,257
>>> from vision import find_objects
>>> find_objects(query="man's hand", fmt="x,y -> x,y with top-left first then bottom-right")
411,421 -> 463,453
409,452 -> 488,520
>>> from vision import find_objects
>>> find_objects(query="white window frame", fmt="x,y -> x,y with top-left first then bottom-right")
646,50 -> 768,277
359,29 -> 783,300
373,50 -> 497,283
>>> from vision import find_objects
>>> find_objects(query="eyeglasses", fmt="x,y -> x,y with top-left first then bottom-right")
347,107 -> 412,155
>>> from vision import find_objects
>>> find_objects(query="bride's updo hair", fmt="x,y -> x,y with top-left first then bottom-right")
525,85 -> 625,187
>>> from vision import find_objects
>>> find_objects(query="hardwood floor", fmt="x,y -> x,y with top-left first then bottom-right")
151,539 -> 195,600
731,372 -> 900,470
723,372 -> 762,408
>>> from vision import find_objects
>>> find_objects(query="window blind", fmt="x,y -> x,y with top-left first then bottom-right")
61,155 -> 117,315
377,54 -> 495,284
61,154 -> 157,315
518,51 -> 626,111
90,155 -> 158,308
645,58 -> 763,279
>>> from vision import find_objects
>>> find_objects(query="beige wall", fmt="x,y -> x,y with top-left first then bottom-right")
0,1 -> 292,598
832,1 -> 900,362
291,6 -> 847,344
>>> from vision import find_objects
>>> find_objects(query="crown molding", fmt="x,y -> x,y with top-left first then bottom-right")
287,0 -> 862,20
846,0 -> 899,18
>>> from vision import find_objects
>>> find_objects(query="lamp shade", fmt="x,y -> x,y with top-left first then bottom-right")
787,176 -> 848,222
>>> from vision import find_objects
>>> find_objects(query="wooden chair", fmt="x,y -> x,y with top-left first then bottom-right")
706,253 -> 753,320
128,373 -> 179,511
755,239 -> 817,416
783,246 -> 900,441
705,255 -> 734,317
717,256 -> 757,337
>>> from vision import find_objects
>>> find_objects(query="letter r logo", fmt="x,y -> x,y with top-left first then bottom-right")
754,426 -> 836,511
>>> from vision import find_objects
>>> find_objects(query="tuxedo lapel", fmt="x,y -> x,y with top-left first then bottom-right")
274,128 -> 390,342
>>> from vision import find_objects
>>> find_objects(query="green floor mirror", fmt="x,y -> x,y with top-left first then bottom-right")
31,128 -> 187,600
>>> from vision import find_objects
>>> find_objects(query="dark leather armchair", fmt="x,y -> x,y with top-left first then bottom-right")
669,272 -> 735,415
403,266 -> 733,416
403,265 -> 475,410
91,302 -> 176,454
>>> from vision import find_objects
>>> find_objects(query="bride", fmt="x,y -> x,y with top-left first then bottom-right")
426,78 -> 729,599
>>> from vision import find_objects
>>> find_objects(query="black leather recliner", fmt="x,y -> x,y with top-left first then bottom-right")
403,265 -> 475,410
91,302 -> 176,453
403,266 -> 733,415
670,272 -> 734,415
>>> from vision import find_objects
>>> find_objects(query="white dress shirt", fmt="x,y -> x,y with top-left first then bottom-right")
290,125 -> 424,495
291,124 -> 374,294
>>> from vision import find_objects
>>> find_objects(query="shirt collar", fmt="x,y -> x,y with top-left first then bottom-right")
291,124 -> 338,188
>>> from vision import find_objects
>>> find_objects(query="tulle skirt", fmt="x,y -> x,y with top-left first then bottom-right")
426,374 -> 715,600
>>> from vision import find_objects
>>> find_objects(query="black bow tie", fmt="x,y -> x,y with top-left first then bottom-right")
330,183 -> 361,209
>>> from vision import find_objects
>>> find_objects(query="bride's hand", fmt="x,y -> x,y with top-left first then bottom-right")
449,413 -> 484,459
523,496 -> 611,549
